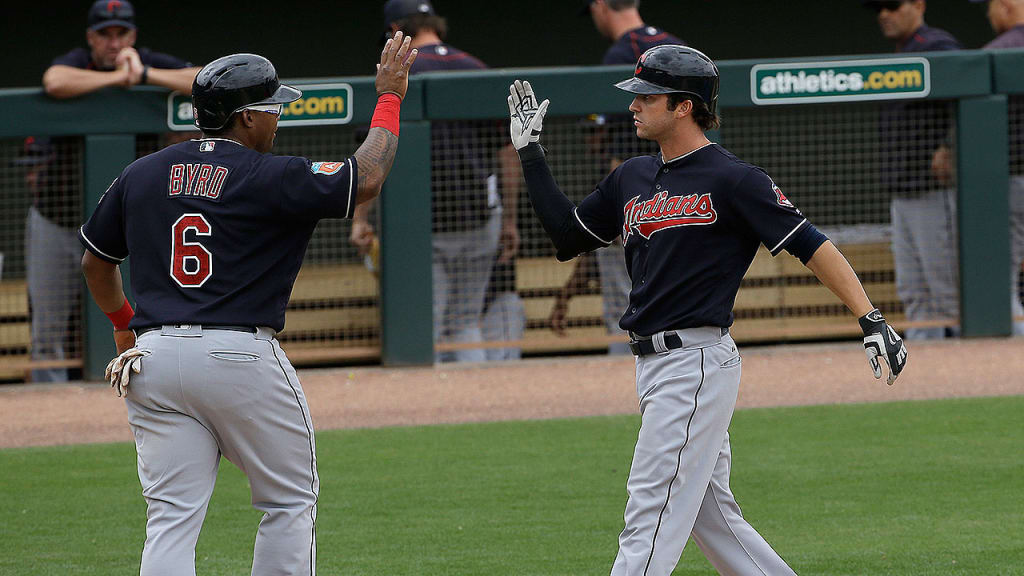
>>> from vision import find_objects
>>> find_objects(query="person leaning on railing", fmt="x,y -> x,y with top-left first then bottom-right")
42,0 -> 200,99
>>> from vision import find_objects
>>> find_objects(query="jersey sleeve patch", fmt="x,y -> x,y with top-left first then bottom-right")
311,161 -> 346,175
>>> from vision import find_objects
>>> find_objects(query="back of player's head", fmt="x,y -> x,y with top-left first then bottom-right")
192,54 -> 301,132
580,0 -> 640,13
383,0 -> 447,40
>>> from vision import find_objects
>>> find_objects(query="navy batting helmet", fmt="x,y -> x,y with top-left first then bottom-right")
614,45 -> 720,115
191,54 -> 302,131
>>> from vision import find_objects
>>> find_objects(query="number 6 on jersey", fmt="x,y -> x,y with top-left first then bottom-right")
170,213 -> 213,288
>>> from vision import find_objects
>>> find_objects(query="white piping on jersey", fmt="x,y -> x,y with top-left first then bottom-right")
345,158 -> 354,218
192,137 -> 245,146
79,227 -> 125,263
661,141 -> 715,165
770,218 -> 808,254
574,208 -> 614,245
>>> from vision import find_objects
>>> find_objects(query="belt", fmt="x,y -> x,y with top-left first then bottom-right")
628,327 -> 729,357
136,325 -> 257,337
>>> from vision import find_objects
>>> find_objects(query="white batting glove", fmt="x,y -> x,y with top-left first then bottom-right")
105,347 -> 151,397
859,309 -> 908,386
508,80 -> 550,150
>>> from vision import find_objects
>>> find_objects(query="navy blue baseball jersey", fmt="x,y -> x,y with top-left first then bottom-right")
603,26 -> 684,65
409,43 -> 486,73
78,138 -> 357,332
574,143 -> 820,333
408,43 -> 496,232
880,24 -> 962,196
897,24 -> 961,52
52,46 -> 191,71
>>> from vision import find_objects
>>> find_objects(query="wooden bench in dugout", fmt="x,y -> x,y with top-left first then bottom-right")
0,242 -> 903,380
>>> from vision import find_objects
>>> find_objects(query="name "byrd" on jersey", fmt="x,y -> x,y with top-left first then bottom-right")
168,163 -> 230,200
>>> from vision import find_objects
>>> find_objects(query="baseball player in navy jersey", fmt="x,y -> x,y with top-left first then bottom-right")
863,0 -> 963,339
508,46 -> 908,575
79,38 -> 417,575
552,0 -> 685,354
352,0 -> 523,362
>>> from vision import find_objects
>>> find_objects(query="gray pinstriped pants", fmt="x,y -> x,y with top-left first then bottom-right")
611,328 -> 795,576
126,325 -> 318,576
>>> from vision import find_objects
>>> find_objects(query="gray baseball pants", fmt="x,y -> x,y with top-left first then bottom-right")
890,190 -> 959,339
25,207 -> 82,382
1010,176 -> 1024,335
595,240 -> 632,356
432,207 -> 501,363
127,325 -> 318,576
611,328 -> 795,576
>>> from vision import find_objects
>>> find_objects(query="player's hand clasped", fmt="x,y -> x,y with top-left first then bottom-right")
859,308 -> 908,385
508,80 -> 550,150
375,31 -> 418,100
105,347 -> 151,397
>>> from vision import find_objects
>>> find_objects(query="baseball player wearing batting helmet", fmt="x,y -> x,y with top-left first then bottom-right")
79,37 -> 417,575
508,45 -> 908,575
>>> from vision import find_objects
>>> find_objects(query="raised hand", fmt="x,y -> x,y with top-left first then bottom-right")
507,80 -> 550,150
375,31 -> 418,100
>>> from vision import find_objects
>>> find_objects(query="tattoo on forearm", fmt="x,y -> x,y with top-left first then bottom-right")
354,127 -> 399,195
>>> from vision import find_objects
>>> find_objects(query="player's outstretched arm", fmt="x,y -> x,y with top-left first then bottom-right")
509,80 -> 608,261
353,32 -> 417,205
805,241 -> 908,385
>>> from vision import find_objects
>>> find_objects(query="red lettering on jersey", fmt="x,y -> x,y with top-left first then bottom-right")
170,164 -> 229,201
169,164 -> 184,196
185,163 -> 200,195
207,166 -> 229,199
194,164 -> 213,197
623,191 -> 717,241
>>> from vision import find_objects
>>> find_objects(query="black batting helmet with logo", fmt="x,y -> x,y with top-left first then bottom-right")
191,54 -> 302,131
614,45 -> 720,115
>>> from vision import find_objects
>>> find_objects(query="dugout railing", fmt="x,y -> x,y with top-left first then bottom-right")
0,49 -> 1018,381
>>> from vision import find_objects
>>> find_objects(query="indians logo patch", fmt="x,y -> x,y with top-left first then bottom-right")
622,191 -> 717,241
310,161 -> 345,175
771,179 -> 794,208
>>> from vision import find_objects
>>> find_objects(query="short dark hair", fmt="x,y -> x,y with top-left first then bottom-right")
666,93 -> 720,131
394,13 -> 447,40
606,0 -> 640,10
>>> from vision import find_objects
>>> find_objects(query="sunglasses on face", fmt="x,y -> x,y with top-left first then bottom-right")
244,103 -> 283,116
868,0 -> 907,13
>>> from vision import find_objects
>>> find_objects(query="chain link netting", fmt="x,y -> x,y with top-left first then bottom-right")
0,136 -> 83,382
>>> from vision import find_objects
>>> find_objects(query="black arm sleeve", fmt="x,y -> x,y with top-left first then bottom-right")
519,143 -> 609,261
784,222 -> 829,264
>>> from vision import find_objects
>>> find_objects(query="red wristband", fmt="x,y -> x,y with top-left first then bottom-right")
105,299 -> 134,330
370,93 -> 402,136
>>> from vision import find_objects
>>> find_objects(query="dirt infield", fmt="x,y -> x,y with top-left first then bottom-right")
2,338 -> 1022,449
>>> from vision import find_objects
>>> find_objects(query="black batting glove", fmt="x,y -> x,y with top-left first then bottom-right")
859,308 -> 908,386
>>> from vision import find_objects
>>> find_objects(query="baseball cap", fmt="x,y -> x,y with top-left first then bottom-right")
87,0 -> 136,31
383,0 -> 435,27
12,136 -> 54,167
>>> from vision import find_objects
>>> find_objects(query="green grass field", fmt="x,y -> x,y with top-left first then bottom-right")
1,395 -> 1022,575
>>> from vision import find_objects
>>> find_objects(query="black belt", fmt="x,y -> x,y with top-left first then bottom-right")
628,327 -> 729,357
136,325 -> 257,336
